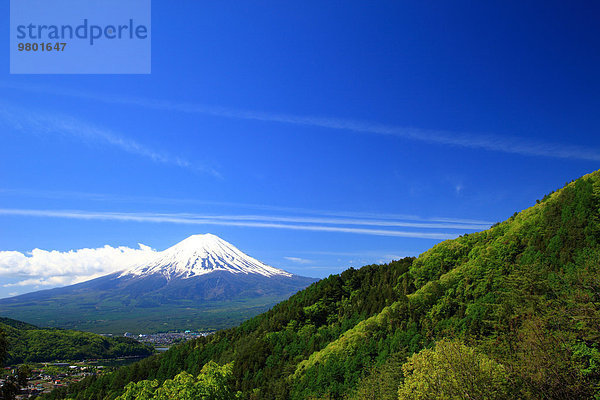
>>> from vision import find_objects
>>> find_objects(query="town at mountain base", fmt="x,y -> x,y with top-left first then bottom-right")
40,170 -> 600,399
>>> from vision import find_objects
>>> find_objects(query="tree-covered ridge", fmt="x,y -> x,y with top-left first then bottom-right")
41,259 -> 412,399
291,171 -> 600,398
43,169 -> 600,399
0,319 -> 153,364
0,317 -> 38,330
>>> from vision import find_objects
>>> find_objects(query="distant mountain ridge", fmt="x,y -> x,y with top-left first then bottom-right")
0,235 -> 316,334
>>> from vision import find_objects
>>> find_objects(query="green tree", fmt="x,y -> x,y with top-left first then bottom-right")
116,361 -> 241,400
117,379 -> 160,400
0,327 -> 7,366
397,340 -> 512,400
193,361 -> 242,400
350,353 -> 405,400
508,316 -> 600,400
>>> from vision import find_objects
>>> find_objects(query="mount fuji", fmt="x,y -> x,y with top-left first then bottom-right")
0,235 -> 316,333
121,234 -> 293,280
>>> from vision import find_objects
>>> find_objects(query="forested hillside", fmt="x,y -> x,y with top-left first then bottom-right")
0,317 -> 152,364
42,259 -> 412,399
42,170 -> 600,399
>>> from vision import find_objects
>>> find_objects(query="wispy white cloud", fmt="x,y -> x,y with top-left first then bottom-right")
0,105 -> 220,177
0,244 -> 157,288
0,208 -> 461,240
205,214 -> 489,230
284,256 -> 312,264
296,250 -> 409,257
3,82 -> 600,161
0,188 -> 494,226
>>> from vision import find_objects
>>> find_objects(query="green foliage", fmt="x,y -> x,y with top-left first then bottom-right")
0,319 -> 152,364
397,339 -> 511,400
117,379 -> 159,400
504,316 -> 600,399
115,361 -> 241,400
349,353 -> 405,400
0,326 -> 7,366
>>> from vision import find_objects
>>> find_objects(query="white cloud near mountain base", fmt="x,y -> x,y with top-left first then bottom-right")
0,244 -> 157,288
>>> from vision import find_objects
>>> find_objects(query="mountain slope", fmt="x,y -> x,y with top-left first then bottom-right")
292,171 -> 600,399
44,169 -> 600,400
0,235 -> 315,334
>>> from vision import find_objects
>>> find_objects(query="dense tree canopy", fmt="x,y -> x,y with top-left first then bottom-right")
397,339 -> 511,400
116,361 -> 241,400
0,326 -> 7,366
0,318 -> 152,364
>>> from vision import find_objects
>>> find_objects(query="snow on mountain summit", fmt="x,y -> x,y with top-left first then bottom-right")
120,234 -> 292,279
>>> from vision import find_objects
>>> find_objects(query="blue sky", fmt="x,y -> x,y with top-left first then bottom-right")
1,1 -> 600,298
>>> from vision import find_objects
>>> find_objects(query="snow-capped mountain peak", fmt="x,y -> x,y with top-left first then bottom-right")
120,234 -> 292,279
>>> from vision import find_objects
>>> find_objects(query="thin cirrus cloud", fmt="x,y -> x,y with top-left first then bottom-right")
0,105 -> 220,177
0,244 -> 158,288
284,257 -> 313,264
0,188 -> 495,226
3,82 -> 600,162
206,214 -> 490,230
0,208 -> 471,240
